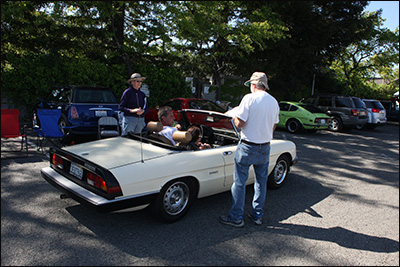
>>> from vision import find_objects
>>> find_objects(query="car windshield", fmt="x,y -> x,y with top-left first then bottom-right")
298,103 -> 325,113
74,88 -> 118,104
188,100 -> 226,113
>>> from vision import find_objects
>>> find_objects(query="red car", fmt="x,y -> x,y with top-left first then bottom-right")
145,98 -> 227,125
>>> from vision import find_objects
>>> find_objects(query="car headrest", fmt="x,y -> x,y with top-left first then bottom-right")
147,121 -> 163,132
172,131 -> 192,145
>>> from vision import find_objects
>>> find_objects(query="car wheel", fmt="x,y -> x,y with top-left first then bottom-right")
329,116 -> 343,132
355,124 -> 365,130
151,178 -> 196,223
58,116 -> 70,134
268,155 -> 290,189
286,119 -> 303,134
32,111 -> 38,127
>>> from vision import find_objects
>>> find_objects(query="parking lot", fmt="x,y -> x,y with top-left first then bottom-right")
1,122 -> 399,266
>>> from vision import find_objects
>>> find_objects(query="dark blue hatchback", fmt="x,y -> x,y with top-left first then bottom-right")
33,86 -> 120,135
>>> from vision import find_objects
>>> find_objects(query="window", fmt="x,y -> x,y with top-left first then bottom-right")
318,97 -> 332,107
165,100 -> 182,111
279,103 -> 290,111
335,97 -> 353,108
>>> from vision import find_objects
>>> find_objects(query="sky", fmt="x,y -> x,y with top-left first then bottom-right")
364,1 -> 399,31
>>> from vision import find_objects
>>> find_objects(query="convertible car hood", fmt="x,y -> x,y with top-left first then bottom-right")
62,137 -> 172,169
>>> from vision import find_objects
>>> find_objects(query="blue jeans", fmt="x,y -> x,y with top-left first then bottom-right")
229,142 -> 270,220
121,116 -> 144,136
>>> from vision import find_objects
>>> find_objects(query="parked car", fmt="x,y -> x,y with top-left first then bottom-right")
33,86 -> 120,135
380,98 -> 399,122
277,101 -> 331,133
41,110 -> 298,223
352,97 -> 369,130
145,98 -> 227,125
361,99 -> 387,129
299,94 -> 359,132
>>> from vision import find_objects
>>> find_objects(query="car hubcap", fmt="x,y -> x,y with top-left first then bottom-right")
330,119 -> 339,131
163,182 -> 189,215
274,160 -> 288,185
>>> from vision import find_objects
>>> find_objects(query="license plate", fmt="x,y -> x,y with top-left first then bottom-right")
95,110 -> 107,117
321,119 -> 326,124
360,111 -> 366,116
69,162 -> 83,179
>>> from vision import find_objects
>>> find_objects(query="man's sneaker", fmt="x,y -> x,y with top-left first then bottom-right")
248,213 -> 262,225
219,215 -> 244,228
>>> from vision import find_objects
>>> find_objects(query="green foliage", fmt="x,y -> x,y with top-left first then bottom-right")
138,65 -> 192,107
219,78 -> 249,107
1,0 -> 399,120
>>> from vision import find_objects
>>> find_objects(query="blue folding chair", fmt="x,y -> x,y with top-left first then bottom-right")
33,109 -> 67,154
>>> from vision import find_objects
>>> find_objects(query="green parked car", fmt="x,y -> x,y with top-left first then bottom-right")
277,101 -> 331,133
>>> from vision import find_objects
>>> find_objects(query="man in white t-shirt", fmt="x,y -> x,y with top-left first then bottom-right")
220,72 -> 279,228
157,106 -> 181,145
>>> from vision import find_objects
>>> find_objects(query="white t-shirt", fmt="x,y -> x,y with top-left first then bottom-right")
158,126 -> 178,145
235,91 -> 279,143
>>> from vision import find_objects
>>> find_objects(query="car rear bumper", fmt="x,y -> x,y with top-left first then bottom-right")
41,167 -> 158,213
303,123 -> 330,129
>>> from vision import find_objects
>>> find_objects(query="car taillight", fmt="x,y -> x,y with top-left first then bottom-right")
70,106 -> 79,119
351,109 -> 358,116
371,108 -> 380,113
87,171 -> 122,194
52,154 -> 63,169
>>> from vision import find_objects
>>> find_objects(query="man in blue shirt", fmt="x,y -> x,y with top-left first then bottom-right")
119,73 -> 149,136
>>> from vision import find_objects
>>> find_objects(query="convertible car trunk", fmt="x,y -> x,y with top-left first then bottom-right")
62,136 -> 172,169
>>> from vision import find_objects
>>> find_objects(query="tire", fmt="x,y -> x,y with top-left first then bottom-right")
328,116 -> 343,132
355,124 -> 365,130
286,119 -> 303,134
58,115 -> 70,134
268,155 -> 290,189
151,178 -> 196,223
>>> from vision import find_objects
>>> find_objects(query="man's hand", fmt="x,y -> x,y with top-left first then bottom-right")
130,108 -> 144,115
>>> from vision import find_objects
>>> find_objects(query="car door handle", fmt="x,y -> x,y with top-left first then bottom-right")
223,151 -> 233,156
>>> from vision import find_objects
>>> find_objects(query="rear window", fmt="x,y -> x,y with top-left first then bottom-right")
352,98 -> 366,108
364,101 -> 384,109
74,88 -> 118,104
335,97 -> 354,108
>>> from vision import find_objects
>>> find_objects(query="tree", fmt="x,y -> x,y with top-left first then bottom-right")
330,11 -> 399,98
166,1 -> 287,100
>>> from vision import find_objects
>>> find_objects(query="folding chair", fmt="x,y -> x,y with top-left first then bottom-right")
33,109 -> 66,153
1,109 -> 29,157
98,116 -> 120,139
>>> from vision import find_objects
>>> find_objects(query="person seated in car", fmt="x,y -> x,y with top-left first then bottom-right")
186,125 -> 212,150
157,106 -> 181,145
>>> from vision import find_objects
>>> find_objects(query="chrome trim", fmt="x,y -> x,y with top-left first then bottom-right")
41,167 -> 159,206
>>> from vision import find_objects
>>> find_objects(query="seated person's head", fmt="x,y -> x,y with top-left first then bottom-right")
187,125 -> 202,144
158,106 -> 174,126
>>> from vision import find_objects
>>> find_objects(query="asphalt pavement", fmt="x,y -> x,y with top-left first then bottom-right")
1,122 -> 399,266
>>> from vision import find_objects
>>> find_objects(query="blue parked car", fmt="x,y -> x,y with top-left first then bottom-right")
33,85 -> 120,135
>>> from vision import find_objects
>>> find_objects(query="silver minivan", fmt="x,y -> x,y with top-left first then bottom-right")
362,99 -> 387,129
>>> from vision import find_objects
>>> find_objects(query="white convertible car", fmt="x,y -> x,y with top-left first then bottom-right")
41,110 -> 298,223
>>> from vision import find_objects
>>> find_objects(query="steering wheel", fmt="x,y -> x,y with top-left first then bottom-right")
200,125 -> 215,146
